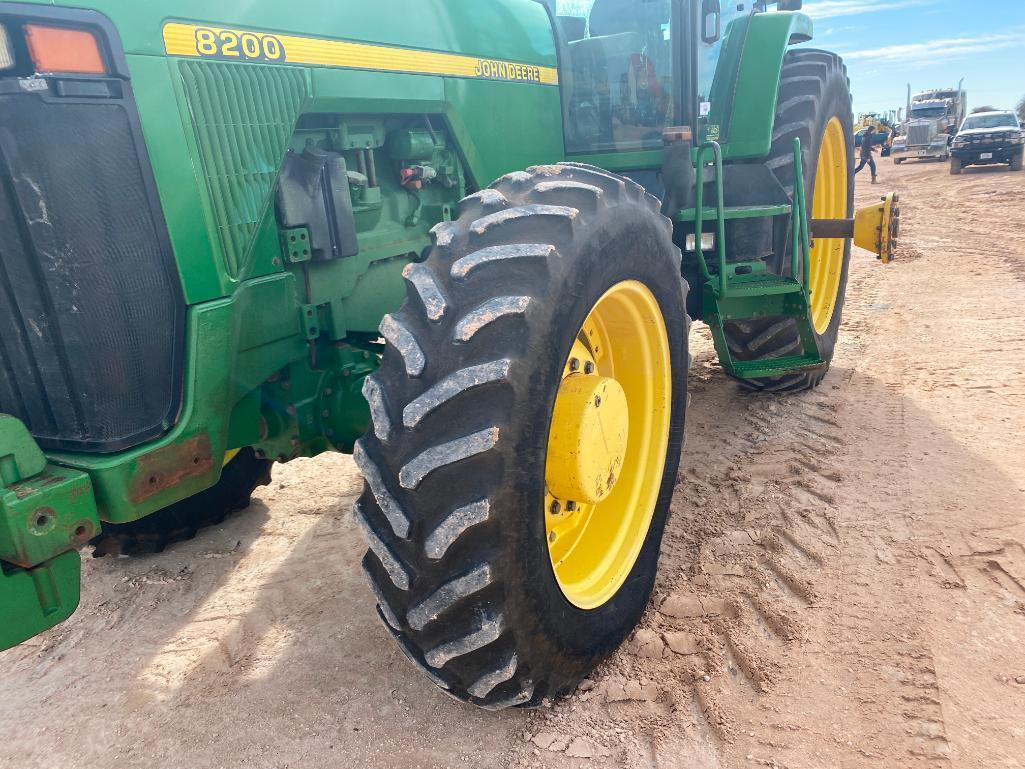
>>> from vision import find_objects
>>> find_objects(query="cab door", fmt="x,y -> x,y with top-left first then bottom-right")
693,0 -> 755,143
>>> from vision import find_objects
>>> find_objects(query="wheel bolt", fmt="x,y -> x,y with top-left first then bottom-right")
594,395 -> 602,407
569,358 -> 580,372
550,500 -> 561,514
584,361 -> 595,374
549,531 -> 557,542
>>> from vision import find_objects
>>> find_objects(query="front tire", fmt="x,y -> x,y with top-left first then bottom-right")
1011,152 -> 1023,171
354,164 -> 688,708
720,49 -> 854,392
950,157 -> 963,175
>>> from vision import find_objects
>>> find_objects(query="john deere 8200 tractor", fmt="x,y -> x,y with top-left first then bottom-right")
0,0 -> 897,708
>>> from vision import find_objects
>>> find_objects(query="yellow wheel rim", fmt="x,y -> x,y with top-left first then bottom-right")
544,280 -> 671,610
808,116 -> 849,334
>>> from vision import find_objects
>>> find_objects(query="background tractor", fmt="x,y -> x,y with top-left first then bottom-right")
0,0 -> 897,708
854,112 -> 896,156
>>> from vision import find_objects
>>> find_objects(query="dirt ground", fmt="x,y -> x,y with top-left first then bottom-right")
3,156 -> 1025,769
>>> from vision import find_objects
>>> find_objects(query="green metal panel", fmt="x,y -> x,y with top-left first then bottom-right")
129,54 -> 228,303
711,11 -> 814,159
0,414 -> 45,483
179,61 -> 308,279
0,465 -> 99,568
442,77 -> 563,186
0,551 -> 81,651
49,274 -> 306,524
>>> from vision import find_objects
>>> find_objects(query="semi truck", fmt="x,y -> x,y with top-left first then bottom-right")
891,85 -> 967,163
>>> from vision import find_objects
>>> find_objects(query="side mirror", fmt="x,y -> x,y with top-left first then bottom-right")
701,0 -> 721,43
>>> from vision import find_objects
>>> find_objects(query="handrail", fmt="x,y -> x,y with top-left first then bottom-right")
790,138 -> 810,290
692,138 -> 809,301
693,141 -> 728,298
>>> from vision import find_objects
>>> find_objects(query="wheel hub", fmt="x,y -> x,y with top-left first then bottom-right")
542,281 -> 672,610
545,373 -> 628,505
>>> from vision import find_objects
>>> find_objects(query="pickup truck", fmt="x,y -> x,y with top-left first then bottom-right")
950,111 -> 1024,174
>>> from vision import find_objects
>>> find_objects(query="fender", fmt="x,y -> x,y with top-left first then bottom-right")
709,10 -> 814,159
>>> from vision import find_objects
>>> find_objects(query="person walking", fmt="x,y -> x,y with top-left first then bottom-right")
855,124 -> 878,183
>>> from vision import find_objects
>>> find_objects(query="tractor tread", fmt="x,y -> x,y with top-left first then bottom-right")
354,500 -> 412,590
403,263 -> 449,322
424,498 -> 491,560
423,611 -> 504,668
406,562 -> 494,631
450,243 -> 554,280
402,359 -> 511,429
379,314 -> 427,377
362,375 -> 393,442
397,426 -> 499,490
353,441 -> 411,538
453,296 -> 532,342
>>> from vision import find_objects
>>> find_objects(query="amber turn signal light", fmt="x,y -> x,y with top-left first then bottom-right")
25,24 -> 105,75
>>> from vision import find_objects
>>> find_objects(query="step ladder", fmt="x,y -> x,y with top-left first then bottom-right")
676,140 -> 824,380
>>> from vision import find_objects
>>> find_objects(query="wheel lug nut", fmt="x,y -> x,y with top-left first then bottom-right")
594,395 -> 601,407
584,361 -> 595,374
550,500 -> 561,514
569,358 -> 580,372
549,531 -> 557,542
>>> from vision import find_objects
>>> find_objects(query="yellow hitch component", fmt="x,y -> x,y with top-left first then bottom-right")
854,192 -> 901,264
811,192 -> 901,264
545,374 -> 629,505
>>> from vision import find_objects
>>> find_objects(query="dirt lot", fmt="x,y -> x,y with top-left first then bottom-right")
3,156 -> 1024,769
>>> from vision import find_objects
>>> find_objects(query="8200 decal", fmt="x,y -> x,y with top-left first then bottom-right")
194,28 -> 285,62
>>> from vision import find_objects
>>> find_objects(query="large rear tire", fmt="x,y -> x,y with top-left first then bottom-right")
90,448 -> 272,556
353,164 -> 688,708
720,49 -> 854,392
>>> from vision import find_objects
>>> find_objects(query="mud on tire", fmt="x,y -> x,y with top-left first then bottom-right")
722,49 -> 855,392
353,164 -> 688,709
90,448 -> 272,556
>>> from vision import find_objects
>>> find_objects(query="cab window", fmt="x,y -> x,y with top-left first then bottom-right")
553,0 -> 674,154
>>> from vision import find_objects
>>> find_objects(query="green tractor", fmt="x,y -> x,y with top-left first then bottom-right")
0,0 -> 897,708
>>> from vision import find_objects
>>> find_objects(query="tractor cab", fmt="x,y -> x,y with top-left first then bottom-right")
539,0 -> 752,156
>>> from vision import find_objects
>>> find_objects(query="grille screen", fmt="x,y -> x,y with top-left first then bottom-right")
0,95 -> 183,451
179,61 -> 307,278
907,123 -> 931,146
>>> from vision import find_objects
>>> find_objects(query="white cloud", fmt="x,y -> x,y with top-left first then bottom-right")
839,29 -> 1025,65
803,0 -> 933,19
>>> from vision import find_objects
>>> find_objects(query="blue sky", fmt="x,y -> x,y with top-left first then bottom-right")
801,0 -> 1025,116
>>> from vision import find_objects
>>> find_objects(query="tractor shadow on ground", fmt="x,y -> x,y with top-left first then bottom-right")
2,354 -> 1022,769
